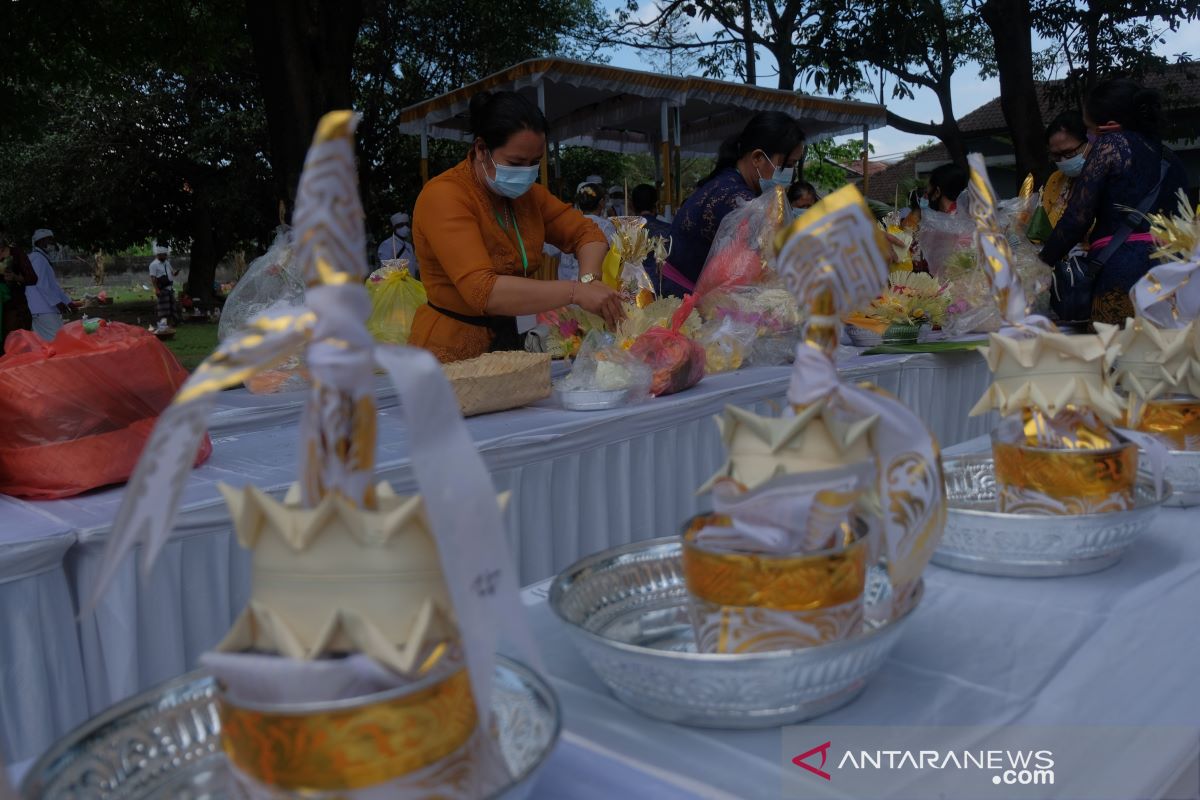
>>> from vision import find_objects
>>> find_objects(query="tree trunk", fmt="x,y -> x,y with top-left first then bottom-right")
981,0 -> 1049,185
741,0 -> 756,84
885,111 -> 967,168
245,0 -> 365,211
185,181 -> 220,306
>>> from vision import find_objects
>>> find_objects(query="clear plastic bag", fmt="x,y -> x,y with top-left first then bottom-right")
699,279 -> 803,364
941,235 -> 1053,336
555,330 -> 653,402
366,265 -> 427,345
694,186 -> 791,297
915,209 -> 974,279
697,316 -> 758,374
218,227 -> 302,342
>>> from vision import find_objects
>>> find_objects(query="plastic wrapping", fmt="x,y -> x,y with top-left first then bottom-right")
693,187 -> 790,297
607,216 -> 664,307
915,209 -> 975,279
218,228 -> 301,342
0,321 -> 212,499
616,295 -> 701,348
942,238 -> 1052,336
555,330 -> 653,401
699,280 -> 803,365
628,297 -> 706,396
696,316 -> 757,374
536,306 -> 606,359
217,228 -> 310,394
366,264 -> 427,345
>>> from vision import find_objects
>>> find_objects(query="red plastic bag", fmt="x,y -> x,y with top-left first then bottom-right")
693,218 -> 764,297
0,321 -> 212,499
629,295 -> 706,396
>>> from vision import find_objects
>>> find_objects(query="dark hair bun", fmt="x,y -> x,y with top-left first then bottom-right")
468,90 -> 548,151
468,91 -> 495,136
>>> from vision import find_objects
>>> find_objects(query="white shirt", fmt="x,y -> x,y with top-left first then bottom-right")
557,214 -> 614,282
376,235 -> 416,274
149,258 -> 177,283
26,247 -> 71,315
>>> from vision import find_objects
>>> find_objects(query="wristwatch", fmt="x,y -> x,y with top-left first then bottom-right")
580,274 -> 596,284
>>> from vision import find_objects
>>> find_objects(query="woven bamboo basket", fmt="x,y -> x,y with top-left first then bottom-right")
442,352 -> 552,416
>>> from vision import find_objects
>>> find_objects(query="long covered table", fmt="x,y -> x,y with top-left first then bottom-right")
0,350 -> 992,765
515,435 -> 1200,799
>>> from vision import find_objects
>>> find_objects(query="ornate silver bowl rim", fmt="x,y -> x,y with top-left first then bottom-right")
549,536 -> 921,662
21,656 -> 560,799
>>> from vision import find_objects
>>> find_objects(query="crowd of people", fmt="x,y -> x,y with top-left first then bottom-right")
0,228 -> 77,352
5,77 -> 1185,362
373,74 -> 1192,364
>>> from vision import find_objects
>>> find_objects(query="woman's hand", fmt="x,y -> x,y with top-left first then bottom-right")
575,280 -> 626,329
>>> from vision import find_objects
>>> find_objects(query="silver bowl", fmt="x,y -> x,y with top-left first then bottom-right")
555,386 -> 630,411
844,324 -> 883,348
548,537 -> 920,729
935,454 -> 1170,577
21,657 -> 559,800
1165,450 -> 1200,507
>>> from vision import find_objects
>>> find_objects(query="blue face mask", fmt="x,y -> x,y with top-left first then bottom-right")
755,152 -> 793,194
486,154 -> 539,199
918,197 -> 930,210
1057,152 -> 1086,178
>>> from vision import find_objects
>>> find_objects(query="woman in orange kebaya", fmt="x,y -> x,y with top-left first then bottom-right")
410,91 -> 624,363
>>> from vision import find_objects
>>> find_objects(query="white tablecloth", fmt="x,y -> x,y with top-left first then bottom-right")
0,500 -> 87,765
1,351 -> 992,766
516,435 -> 1200,800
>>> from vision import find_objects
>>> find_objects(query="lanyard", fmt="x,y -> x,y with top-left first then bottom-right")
493,206 -> 528,276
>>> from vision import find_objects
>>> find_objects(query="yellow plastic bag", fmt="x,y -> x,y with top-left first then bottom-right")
601,245 -> 623,290
366,266 -> 426,345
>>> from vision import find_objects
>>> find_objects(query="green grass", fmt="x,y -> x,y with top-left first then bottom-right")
164,325 -> 219,371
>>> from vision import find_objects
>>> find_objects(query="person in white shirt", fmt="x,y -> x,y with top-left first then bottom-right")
149,245 -> 180,324
376,212 -> 417,276
26,229 -> 73,340
557,183 -> 615,281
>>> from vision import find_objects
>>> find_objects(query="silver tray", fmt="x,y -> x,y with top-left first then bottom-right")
554,386 -> 630,411
548,537 -> 920,729
1165,449 -> 1200,508
934,454 -> 1169,577
22,657 -> 560,799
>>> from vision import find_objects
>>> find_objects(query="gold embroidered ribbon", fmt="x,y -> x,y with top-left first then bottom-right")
681,516 -> 868,610
220,667 -> 476,791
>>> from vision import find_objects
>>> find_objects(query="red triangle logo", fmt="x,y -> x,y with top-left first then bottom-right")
792,741 -> 832,781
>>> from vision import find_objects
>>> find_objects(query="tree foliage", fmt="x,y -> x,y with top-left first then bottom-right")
0,0 -> 274,299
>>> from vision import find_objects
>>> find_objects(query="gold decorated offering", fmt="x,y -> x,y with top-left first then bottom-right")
1117,192 -> 1200,448
991,430 -> 1138,515
681,512 -> 871,653
682,185 -> 946,652
605,215 -> 666,307
971,327 -> 1136,514
1132,396 -> 1200,450
84,110 -> 545,798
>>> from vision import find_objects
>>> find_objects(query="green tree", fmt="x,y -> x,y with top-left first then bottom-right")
0,0 -> 275,302
352,0 -> 607,241
803,139 -> 876,192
